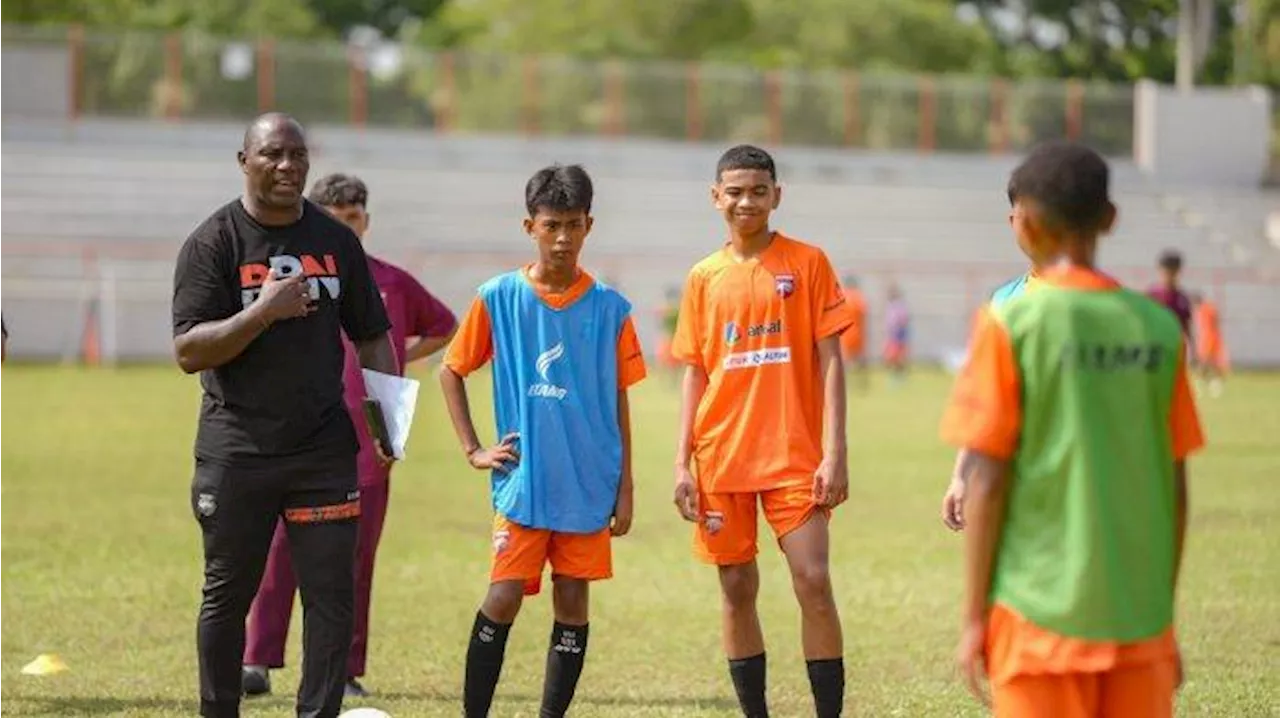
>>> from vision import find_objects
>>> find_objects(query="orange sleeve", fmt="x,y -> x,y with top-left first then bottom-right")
1169,341 -> 1206,459
669,271 -> 704,367
939,310 -> 1021,460
442,296 -> 493,377
616,316 -> 648,388
812,252 -> 856,340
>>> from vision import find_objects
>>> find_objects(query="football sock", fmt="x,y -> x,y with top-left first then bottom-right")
806,657 -> 845,718
539,621 -> 589,718
728,652 -> 769,718
464,610 -> 512,718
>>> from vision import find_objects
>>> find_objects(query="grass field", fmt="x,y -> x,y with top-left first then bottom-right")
2,364 -> 1278,717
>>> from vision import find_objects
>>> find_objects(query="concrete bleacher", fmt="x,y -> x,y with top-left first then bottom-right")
3,119 -> 1278,365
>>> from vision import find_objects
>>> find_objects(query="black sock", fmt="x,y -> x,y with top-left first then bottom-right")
728,652 -> 768,718
806,658 -> 845,718
464,611 -> 512,718
539,621 -> 589,718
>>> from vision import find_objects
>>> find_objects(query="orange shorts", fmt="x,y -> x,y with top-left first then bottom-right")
490,515 -> 612,596
992,661 -> 1177,718
694,484 -> 827,565
986,603 -> 1178,718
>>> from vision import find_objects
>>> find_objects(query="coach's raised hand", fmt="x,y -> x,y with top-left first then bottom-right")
254,268 -> 314,323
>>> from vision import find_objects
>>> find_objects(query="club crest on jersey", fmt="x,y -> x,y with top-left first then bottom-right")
529,342 -> 568,400
775,274 -> 796,298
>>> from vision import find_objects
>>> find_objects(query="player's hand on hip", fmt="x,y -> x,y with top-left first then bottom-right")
611,485 -> 634,537
942,477 -> 967,531
256,268 -> 314,323
469,432 -> 520,473
673,466 -> 699,522
955,619 -> 990,708
813,452 -> 849,508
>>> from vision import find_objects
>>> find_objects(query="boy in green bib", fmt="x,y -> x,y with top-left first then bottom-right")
940,141 -> 1205,718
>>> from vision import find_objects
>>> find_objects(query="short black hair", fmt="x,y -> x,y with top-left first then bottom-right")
716,144 -> 776,181
308,173 -> 369,208
1158,249 -> 1183,272
525,164 -> 593,217
1006,140 -> 1111,234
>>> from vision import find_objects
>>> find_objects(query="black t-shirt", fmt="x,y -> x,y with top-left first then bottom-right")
172,199 -> 391,467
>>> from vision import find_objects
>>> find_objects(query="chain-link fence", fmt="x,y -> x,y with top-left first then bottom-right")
2,24 -> 1135,156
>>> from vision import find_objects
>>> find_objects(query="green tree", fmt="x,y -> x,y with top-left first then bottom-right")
306,0 -> 447,38
2,0 -> 321,38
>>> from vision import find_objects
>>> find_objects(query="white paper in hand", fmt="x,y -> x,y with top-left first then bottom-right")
361,369 -> 420,459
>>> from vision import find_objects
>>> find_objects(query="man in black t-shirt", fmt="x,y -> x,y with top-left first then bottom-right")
172,112 -> 398,718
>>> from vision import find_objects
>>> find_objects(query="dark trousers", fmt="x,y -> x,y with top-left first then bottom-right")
244,478 -> 390,678
191,458 -> 359,718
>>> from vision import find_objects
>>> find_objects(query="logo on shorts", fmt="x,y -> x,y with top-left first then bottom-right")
775,273 -> 796,298
704,510 -> 724,535
529,342 -> 568,400
196,493 -> 217,517
493,529 -> 511,555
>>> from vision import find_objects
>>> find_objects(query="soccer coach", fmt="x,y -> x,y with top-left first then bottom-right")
172,112 -> 398,718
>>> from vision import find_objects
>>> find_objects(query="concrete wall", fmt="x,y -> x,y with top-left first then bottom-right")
1134,80 -> 1274,188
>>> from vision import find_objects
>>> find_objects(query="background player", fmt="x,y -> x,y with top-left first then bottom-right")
242,173 -> 458,699
671,145 -> 854,718
838,275 -> 868,392
942,141 -> 1203,717
1192,292 -> 1227,397
439,164 -> 646,718
882,283 -> 910,384
1147,249 -> 1194,339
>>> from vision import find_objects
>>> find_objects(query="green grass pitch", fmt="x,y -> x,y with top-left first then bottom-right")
2,365 -> 1278,716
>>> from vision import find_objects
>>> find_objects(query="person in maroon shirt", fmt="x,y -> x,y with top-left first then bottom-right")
1146,249 -> 1194,340
243,174 -> 458,699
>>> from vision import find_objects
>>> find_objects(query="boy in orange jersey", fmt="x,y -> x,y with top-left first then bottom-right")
838,275 -> 868,392
1191,292 -> 1227,397
671,145 -> 855,718
943,141 -> 1203,717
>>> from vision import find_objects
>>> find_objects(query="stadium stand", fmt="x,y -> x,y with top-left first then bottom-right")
3,119 -> 1278,365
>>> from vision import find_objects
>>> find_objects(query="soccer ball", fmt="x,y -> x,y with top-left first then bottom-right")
339,710 -> 391,718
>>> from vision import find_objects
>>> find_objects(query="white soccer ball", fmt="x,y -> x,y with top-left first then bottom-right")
339,709 -> 391,718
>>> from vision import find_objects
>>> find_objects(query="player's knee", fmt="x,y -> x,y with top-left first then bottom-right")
790,562 -> 834,606
551,578 -> 589,624
481,580 -> 525,624
719,563 -> 759,609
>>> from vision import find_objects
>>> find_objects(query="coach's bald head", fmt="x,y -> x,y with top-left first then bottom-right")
238,113 -> 310,222
242,112 -> 305,152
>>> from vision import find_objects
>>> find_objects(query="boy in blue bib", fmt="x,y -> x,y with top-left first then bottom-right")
440,164 -> 647,718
